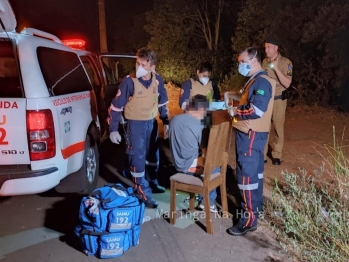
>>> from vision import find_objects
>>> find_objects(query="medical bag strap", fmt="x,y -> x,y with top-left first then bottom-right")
91,184 -> 127,205
109,184 -> 129,192
80,228 -> 110,236
90,189 -> 109,204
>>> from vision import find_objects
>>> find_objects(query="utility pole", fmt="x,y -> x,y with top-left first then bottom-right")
98,0 -> 108,52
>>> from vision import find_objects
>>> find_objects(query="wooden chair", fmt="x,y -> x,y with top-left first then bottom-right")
169,121 -> 230,234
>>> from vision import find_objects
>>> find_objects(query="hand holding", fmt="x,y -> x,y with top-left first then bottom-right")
110,131 -> 122,144
269,59 -> 279,69
229,107 -> 237,117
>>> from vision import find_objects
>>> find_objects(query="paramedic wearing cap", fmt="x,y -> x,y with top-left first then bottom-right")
262,36 -> 293,166
179,61 -> 221,110
108,47 -> 170,209
226,47 -> 275,236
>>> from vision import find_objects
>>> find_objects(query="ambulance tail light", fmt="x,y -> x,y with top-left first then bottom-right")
26,109 -> 56,161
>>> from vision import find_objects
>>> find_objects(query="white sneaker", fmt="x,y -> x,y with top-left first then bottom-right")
196,202 -> 218,213
183,195 -> 201,203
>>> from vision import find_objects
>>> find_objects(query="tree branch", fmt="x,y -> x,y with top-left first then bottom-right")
197,7 -> 212,51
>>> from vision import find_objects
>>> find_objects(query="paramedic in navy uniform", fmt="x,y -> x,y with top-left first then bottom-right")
226,47 -> 276,236
108,47 -> 170,208
179,61 -> 221,110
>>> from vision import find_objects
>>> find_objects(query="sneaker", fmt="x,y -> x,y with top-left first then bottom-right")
196,202 -> 218,213
227,224 -> 257,236
183,195 -> 200,203
144,198 -> 158,208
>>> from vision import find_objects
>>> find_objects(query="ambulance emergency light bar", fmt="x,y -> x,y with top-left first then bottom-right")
62,39 -> 86,50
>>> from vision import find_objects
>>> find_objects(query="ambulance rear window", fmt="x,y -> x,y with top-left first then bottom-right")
0,39 -> 22,98
37,47 -> 92,96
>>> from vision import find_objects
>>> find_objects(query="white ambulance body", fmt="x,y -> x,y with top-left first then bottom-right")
0,0 -> 100,196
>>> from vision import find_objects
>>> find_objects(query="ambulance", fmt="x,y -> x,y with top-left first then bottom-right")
0,0 -> 100,196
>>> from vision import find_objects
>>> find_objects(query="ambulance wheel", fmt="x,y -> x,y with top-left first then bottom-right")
82,134 -> 99,194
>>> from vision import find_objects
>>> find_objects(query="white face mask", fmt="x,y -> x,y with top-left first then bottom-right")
199,77 -> 209,85
136,65 -> 150,78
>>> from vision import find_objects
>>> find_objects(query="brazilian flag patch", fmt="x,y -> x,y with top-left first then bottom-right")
255,89 -> 264,95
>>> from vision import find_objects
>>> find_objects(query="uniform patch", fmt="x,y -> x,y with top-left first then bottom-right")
116,89 -> 121,97
206,90 -> 213,101
287,62 -> 293,76
180,89 -> 184,97
287,62 -> 293,70
255,89 -> 264,95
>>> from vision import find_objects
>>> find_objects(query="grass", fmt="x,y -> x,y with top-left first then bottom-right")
263,126 -> 349,262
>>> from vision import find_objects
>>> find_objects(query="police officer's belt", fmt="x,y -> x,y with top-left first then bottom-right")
274,95 -> 282,100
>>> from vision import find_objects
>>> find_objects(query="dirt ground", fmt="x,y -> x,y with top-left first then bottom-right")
162,83 -> 349,194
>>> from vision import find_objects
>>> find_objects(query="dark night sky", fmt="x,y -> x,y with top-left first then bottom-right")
10,0 -> 152,52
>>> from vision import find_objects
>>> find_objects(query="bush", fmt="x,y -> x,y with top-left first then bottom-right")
263,127 -> 349,262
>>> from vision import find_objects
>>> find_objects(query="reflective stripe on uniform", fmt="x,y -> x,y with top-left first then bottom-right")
130,170 -> 145,178
258,172 -> 263,179
251,104 -> 264,117
238,183 -> 258,190
145,160 -> 159,167
158,101 -> 169,108
110,104 -> 123,112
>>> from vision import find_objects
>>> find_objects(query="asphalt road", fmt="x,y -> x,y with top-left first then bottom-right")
0,138 -> 290,262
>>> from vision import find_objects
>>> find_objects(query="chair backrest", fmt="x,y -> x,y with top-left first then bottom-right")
203,121 -> 230,175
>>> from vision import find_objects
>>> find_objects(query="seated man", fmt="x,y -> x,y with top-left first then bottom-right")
168,94 -> 219,212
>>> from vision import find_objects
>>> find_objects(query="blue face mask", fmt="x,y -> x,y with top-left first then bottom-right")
238,63 -> 251,77
238,51 -> 257,77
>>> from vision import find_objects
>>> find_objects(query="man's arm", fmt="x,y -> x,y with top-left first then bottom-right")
157,74 -> 170,125
270,59 -> 293,88
212,81 -> 221,101
232,78 -> 272,120
107,77 -> 133,132
179,79 -> 191,109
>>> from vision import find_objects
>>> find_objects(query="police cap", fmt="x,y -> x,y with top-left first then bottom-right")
265,36 -> 280,46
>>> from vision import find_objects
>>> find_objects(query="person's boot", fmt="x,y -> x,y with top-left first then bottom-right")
144,198 -> 158,208
272,158 -> 281,165
151,184 -> 166,193
227,224 -> 257,236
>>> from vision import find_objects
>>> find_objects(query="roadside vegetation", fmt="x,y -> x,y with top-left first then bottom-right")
263,127 -> 349,262
137,0 -> 349,107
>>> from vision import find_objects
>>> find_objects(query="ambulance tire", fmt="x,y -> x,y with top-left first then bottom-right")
81,134 -> 99,195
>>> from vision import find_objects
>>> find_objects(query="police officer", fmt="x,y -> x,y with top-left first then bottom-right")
179,61 -> 221,110
226,47 -> 275,236
263,36 -> 293,165
108,47 -> 170,208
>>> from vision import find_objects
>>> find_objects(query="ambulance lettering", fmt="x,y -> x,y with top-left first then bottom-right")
0,101 -> 18,109
0,115 -> 8,145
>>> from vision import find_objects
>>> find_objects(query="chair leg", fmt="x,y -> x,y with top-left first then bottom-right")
189,193 -> 195,211
170,181 -> 176,225
220,181 -> 228,218
203,190 -> 213,234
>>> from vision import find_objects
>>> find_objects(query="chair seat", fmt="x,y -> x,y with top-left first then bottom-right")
170,172 -> 220,187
